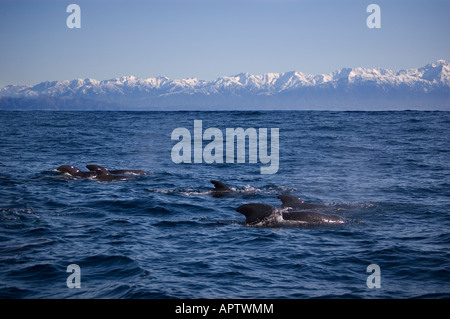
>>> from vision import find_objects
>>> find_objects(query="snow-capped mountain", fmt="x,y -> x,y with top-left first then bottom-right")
1,60 -> 449,110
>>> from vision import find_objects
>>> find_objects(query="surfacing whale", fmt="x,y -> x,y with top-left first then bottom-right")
85,164 -> 142,181
277,194 -> 327,210
56,164 -> 141,181
236,203 -> 345,227
209,180 -> 259,198
57,165 -> 96,178
210,180 -> 232,197
86,164 -> 146,176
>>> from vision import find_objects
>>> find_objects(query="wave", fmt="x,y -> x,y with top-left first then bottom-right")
146,184 -> 296,197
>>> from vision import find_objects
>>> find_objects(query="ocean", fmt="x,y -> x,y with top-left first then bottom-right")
0,110 -> 449,299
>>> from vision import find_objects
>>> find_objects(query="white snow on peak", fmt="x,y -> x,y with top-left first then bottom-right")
1,60 -> 448,99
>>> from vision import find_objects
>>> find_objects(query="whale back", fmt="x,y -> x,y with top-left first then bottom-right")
282,211 -> 346,224
236,203 -> 276,225
57,165 -> 81,176
278,194 -> 304,209
109,169 -> 146,175
86,164 -> 111,176
211,180 -> 231,190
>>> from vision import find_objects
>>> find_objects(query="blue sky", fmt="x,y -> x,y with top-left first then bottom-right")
0,0 -> 449,87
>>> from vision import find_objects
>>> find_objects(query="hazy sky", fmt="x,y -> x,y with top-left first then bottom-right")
0,0 -> 449,87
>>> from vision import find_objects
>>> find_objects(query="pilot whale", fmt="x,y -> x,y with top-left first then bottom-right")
209,180 -> 258,198
56,164 -> 141,181
211,180 -> 231,191
86,165 -> 146,176
88,167 -> 133,181
236,203 -> 345,227
210,180 -> 233,197
277,194 -> 327,210
57,165 -> 96,178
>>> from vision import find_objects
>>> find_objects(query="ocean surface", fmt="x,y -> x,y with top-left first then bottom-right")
0,110 -> 449,299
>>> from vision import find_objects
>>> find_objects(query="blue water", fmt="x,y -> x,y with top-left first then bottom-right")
0,111 -> 449,299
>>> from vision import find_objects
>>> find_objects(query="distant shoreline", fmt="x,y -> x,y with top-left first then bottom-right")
1,109 -> 449,112
1,61 -> 449,111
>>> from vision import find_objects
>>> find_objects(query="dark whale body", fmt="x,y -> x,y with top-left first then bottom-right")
236,203 -> 345,227
57,165 -> 96,178
210,180 -> 231,191
110,169 -> 146,175
84,165 -> 136,181
209,180 -> 259,198
86,165 -> 146,176
56,164 -> 141,181
277,194 -> 327,210
210,180 -> 232,197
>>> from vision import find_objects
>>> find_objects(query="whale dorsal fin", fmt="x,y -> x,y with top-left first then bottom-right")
57,165 -> 80,175
236,203 -> 276,224
211,180 -> 230,190
86,164 -> 111,176
277,194 -> 304,209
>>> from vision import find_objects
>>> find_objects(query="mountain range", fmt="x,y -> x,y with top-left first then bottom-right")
1,60 -> 449,110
